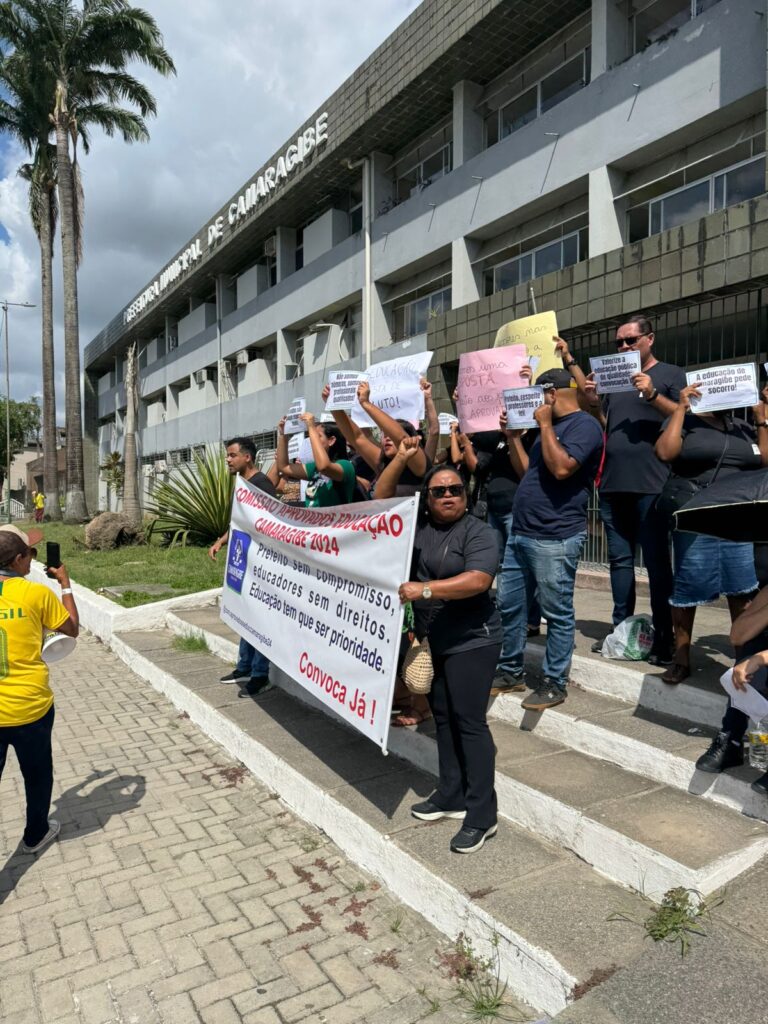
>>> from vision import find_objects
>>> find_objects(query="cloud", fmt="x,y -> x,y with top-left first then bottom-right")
0,0 -> 420,419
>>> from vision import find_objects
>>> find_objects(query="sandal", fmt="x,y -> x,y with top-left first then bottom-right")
661,662 -> 690,685
390,709 -> 432,728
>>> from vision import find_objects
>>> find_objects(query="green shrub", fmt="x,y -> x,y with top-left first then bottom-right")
146,445 -> 234,546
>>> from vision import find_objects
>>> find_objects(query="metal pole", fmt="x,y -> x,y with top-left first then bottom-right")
363,157 -> 372,370
1,299 -> 36,522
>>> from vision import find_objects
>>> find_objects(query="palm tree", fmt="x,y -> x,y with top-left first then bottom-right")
121,340 -> 140,526
0,42 -> 62,518
0,0 -> 175,522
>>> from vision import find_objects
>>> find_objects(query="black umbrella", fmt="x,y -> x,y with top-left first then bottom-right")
674,468 -> 768,543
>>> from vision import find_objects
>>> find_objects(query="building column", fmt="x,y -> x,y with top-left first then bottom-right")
451,237 -> 482,309
591,0 -> 630,78
452,81 -> 484,167
589,166 -> 626,256
216,274 -> 236,317
370,151 -> 394,216
371,283 -> 391,355
275,227 -> 297,282
277,328 -> 300,382
83,369 -> 100,514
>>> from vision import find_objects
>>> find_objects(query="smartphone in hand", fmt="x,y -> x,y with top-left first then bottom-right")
45,541 -> 61,578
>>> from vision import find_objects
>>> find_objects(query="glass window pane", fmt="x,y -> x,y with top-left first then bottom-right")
411,296 -> 430,335
394,306 -> 407,341
660,179 -> 710,231
540,55 -> 586,114
712,175 -> 725,210
496,259 -> 519,292
500,87 -> 538,137
397,166 -> 419,202
725,158 -> 765,206
518,254 -> 534,284
628,204 -> 650,242
422,148 -> 447,183
534,240 -> 563,277
633,0 -> 690,51
485,112 -> 499,148
650,201 -> 662,236
562,234 -> 578,268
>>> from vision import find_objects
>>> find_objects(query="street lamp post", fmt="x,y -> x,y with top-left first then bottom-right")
1,300 -> 36,523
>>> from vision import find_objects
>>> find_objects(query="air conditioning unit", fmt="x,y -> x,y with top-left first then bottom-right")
285,362 -> 302,380
194,368 -> 211,385
222,359 -> 234,373
167,334 -> 178,351
142,464 -> 155,477
154,459 -> 167,473
236,349 -> 250,366
263,235 -> 277,258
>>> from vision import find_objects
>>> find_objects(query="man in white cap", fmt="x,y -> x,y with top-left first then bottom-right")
0,525 -> 78,853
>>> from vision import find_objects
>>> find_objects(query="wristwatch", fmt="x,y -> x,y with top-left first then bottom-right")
756,421 -> 768,428
422,585 -> 433,599
645,388 -> 659,402
564,356 -> 577,368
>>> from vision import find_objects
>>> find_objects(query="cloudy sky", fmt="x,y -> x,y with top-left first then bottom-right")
0,0 -> 420,416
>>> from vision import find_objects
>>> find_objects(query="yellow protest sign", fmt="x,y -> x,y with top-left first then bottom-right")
493,311 -> 561,379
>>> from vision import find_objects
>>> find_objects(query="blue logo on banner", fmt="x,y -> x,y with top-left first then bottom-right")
225,530 -> 251,593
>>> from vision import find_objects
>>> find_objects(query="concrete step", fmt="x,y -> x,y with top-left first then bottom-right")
110,626 -> 651,1017
164,609 -> 768,899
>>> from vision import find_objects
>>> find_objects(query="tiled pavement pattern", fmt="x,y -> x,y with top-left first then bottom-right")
0,634 -> 533,1024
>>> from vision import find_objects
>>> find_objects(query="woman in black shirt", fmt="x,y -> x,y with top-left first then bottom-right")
655,382 -> 768,683
376,439 -> 502,855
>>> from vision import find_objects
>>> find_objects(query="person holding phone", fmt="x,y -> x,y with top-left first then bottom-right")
0,524 -> 78,854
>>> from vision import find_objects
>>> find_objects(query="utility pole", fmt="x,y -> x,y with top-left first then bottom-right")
1,300 -> 36,522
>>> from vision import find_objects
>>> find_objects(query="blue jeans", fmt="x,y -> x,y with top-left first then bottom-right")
235,639 -> 270,678
488,508 -> 541,629
598,493 -> 673,650
498,532 -> 586,689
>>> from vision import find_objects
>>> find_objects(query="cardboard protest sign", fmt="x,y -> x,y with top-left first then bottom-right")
686,363 -> 759,415
221,476 -> 418,752
438,412 -> 459,435
325,371 -> 367,412
456,346 -> 527,432
350,352 -> 433,428
503,386 -> 544,430
494,311 -> 561,380
284,398 -> 306,434
589,351 -> 641,394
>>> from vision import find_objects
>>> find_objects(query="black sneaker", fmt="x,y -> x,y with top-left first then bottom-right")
590,638 -> 605,654
647,647 -> 675,667
490,672 -> 526,697
695,731 -> 744,774
450,823 -> 497,854
411,800 -> 465,821
526,624 -> 541,638
751,772 -> 768,796
238,676 -> 270,698
221,669 -> 250,683
521,682 -> 566,711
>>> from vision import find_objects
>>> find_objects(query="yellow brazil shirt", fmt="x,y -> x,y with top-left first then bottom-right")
34,493 -> 44,510
0,577 -> 69,727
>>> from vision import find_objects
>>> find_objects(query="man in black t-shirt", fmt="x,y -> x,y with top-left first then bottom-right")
573,317 -> 685,663
208,437 -> 277,697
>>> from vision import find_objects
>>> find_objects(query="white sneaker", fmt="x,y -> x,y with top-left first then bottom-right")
22,819 -> 60,854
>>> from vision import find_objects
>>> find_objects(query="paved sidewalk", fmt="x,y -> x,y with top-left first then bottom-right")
0,635 -> 531,1024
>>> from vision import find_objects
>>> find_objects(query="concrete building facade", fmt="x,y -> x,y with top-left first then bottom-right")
84,0 -> 768,512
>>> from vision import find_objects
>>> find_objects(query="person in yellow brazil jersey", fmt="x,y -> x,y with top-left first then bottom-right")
0,525 -> 78,854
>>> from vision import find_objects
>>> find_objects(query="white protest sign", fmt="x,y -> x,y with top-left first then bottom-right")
350,352 -> 433,428
220,476 -> 418,752
589,351 -> 641,394
720,668 -> 768,722
438,412 -> 459,435
764,361 -> 768,378
284,398 -> 306,435
325,371 -> 367,411
686,362 -> 759,414
503,386 -> 544,429
287,434 -> 304,461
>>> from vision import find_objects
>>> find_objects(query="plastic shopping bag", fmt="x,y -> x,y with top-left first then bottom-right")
599,615 -> 654,661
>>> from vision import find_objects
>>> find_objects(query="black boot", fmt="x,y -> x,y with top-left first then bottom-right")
696,731 -> 744,774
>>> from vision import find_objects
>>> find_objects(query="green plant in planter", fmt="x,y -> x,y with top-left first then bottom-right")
146,445 -> 233,546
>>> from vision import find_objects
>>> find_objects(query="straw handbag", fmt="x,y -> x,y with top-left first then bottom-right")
402,634 -> 434,694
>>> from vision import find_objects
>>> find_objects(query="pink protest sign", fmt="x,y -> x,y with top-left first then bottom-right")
456,345 -> 527,432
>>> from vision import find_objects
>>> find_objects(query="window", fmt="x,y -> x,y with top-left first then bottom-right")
627,155 -> 766,241
393,285 -> 451,342
632,0 -> 720,53
295,227 -> 304,272
484,228 -> 587,296
396,144 -> 453,203
492,48 -> 591,144
350,200 -> 363,233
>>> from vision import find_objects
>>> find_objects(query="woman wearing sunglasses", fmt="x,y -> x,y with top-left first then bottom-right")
376,438 -> 502,854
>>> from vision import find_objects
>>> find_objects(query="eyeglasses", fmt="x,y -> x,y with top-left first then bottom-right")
615,335 -> 645,350
428,484 -> 465,498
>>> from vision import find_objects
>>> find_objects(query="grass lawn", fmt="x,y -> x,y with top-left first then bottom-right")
18,521 -> 224,606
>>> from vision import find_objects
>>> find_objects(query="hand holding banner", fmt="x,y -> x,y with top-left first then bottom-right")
438,412 -> 459,435
287,434 -> 304,461
494,311 -> 562,378
325,371 -> 368,411
284,398 -> 307,434
350,352 -> 433,427
456,346 -> 527,432
589,352 -> 641,394
686,363 -> 759,414
503,386 -> 544,429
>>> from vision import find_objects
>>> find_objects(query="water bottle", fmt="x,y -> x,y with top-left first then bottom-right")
748,716 -> 768,771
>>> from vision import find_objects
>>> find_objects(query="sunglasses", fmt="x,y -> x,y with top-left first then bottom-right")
428,484 -> 465,498
615,335 -> 645,349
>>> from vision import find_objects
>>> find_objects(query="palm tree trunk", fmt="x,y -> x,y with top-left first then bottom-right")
40,183 -> 61,520
122,342 -> 141,526
54,83 -> 88,522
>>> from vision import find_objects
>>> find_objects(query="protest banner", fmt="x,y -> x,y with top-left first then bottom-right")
589,351 -> 641,394
686,362 -> 759,414
284,398 -> 306,434
438,412 -> 459,435
220,476 -> 418,751
350,352 -> 433,428
325,371 -> 367,412
503,386 -> 544,429
456,345 -> 527,432
494,311 -> 562,380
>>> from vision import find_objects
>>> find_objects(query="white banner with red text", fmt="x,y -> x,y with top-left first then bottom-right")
220,476 -> 418,752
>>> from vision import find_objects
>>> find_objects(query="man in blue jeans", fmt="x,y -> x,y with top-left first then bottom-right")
209,438 -> 277,697
496,369 -> 603,710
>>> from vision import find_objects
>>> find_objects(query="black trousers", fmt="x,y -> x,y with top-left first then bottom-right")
427,644 -> 500,830
0,704 -> 55,846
